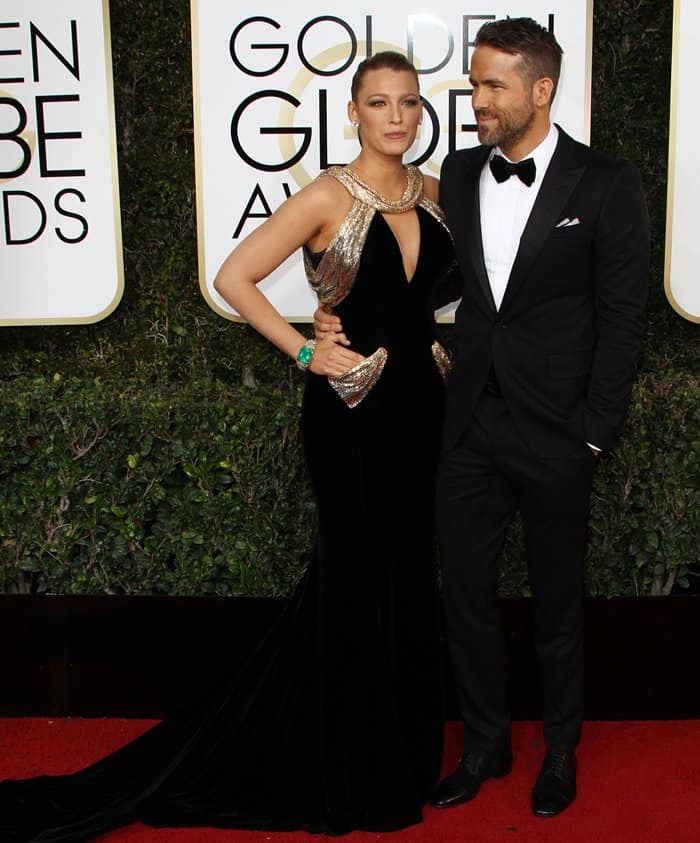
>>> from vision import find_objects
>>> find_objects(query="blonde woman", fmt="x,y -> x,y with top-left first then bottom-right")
0,52 -> 458,840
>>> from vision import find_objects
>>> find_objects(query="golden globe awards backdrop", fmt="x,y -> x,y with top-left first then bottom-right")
665,0 -> 700,323
0,0 -> 123,325
191,1 -> 593,322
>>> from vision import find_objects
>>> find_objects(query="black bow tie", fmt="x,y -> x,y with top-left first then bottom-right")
489,154 -> 536,187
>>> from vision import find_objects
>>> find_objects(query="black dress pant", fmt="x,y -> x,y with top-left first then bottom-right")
436,389 -> 596,754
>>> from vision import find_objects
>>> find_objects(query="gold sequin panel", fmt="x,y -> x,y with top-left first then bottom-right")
431,341 -> 453,382
327,347 -> 388,408
305,199 -> 374,309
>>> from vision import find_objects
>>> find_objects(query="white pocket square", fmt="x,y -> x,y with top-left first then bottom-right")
555,217 -> 580,228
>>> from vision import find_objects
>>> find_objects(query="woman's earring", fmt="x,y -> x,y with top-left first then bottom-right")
352,120 -> 359,128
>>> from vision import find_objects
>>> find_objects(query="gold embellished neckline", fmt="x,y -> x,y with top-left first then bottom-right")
324,165 -> 424,214
306,165 -> 449,310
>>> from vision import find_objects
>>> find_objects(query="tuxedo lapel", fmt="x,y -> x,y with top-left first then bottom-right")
499,130 -> 586,313
460,148 -> 496,312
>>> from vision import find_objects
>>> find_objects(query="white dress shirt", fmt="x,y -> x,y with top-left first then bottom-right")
479,122 -> 559,311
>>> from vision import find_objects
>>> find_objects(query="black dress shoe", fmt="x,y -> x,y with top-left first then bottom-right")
532,750 -> 577,817
430,749 -> 513,808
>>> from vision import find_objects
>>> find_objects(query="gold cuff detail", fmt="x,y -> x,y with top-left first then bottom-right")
328,347 -> 388,408
431,341 -> 453,382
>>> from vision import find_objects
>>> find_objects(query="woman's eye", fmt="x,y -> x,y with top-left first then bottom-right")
369,100 -> 385,106
403,99 -> 419,107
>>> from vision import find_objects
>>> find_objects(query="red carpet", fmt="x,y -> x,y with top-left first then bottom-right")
1,718 -> 698,842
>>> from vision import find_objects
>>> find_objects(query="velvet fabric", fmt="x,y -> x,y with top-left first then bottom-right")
0,206 -> 454,841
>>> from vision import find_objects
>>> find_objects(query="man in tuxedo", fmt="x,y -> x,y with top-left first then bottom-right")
314,16 -> 649,817
429,17 -> 649,817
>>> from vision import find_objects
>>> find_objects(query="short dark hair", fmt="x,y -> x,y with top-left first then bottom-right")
475,17 -> 563,99
350,51 -> 419,101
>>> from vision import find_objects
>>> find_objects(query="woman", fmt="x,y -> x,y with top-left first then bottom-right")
0,51 -> 456,840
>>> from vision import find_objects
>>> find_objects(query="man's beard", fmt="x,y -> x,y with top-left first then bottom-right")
476,102 -> 536,151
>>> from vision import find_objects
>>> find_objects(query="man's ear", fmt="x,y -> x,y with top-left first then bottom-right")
533,77 -> 554,109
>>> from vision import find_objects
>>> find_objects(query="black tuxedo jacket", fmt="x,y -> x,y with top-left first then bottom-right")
437,127 -> 650,457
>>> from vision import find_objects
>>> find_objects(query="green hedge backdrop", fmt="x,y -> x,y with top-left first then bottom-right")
1,0 -> 697,597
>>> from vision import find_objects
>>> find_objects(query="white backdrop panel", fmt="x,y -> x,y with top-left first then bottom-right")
665,0 -> 700,322
192,1 -> 592,322
0,0 -> 123,325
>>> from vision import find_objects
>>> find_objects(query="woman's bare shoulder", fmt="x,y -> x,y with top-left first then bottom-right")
295,170 -> 354,212
297,170 -> 355,251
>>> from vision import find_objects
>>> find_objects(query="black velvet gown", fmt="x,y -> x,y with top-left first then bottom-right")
0,167 -> 455,841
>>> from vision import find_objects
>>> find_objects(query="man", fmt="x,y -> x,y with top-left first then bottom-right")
316,17 -> 649,818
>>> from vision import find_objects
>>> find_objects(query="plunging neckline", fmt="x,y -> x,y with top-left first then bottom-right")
377,208 -> 423,285
304,165 -> 449,310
